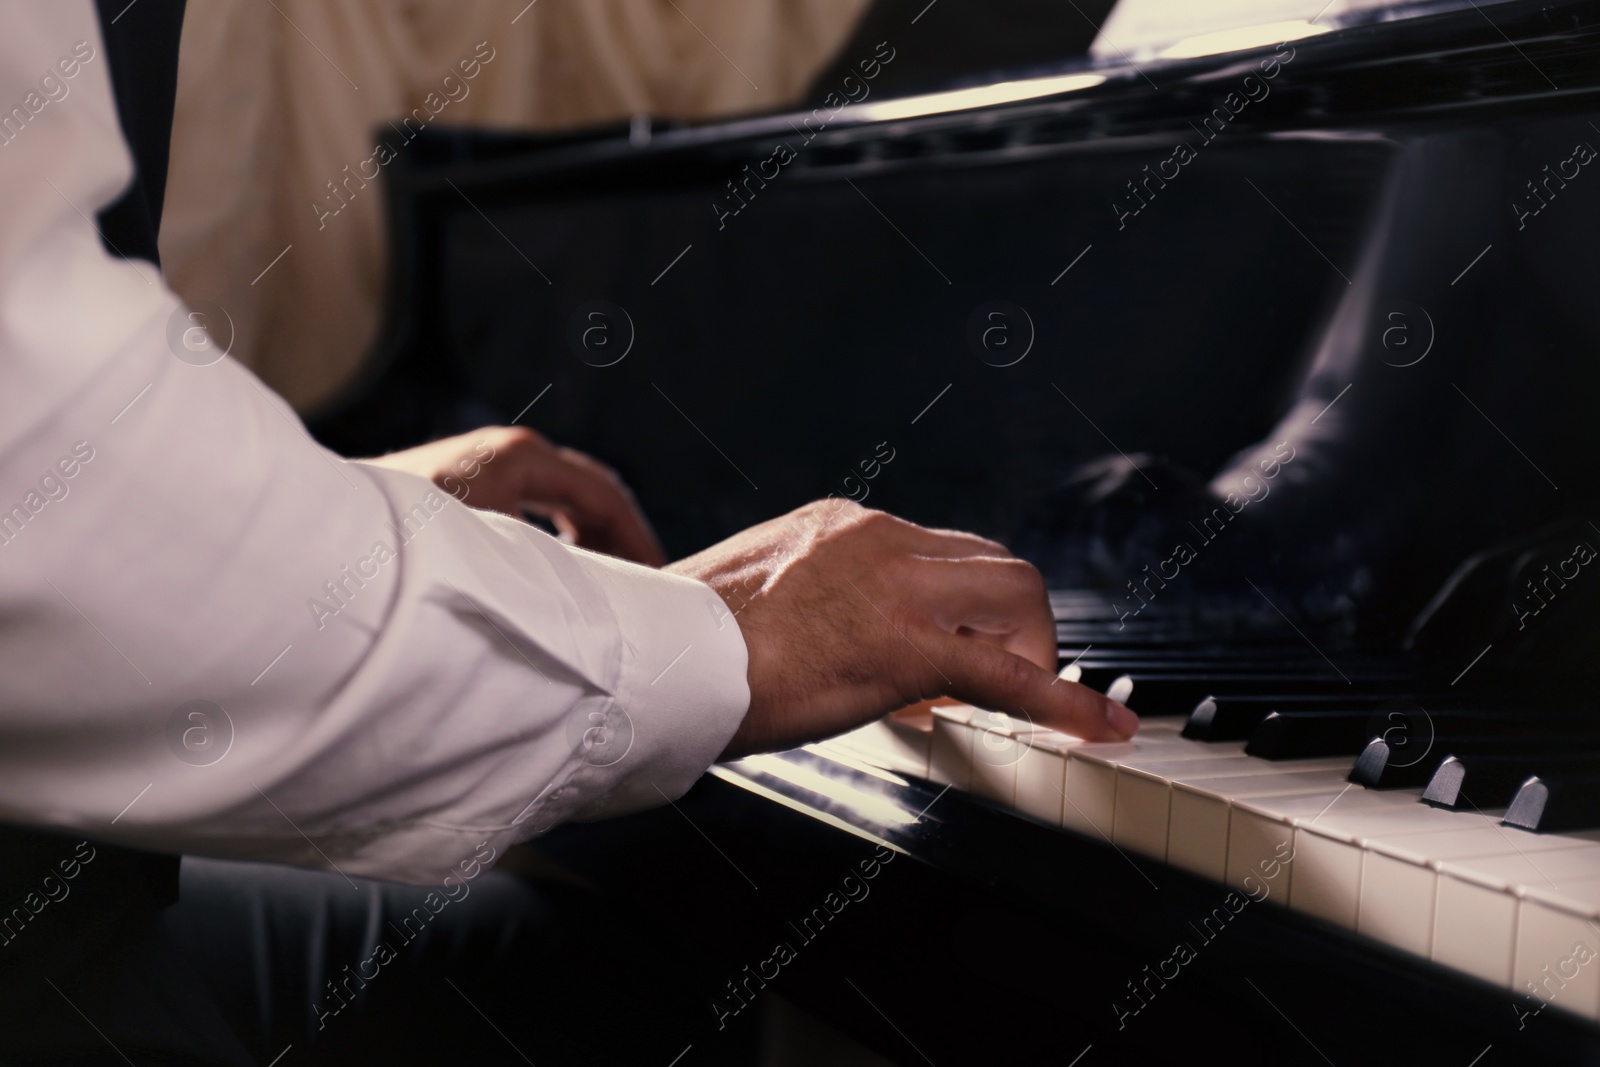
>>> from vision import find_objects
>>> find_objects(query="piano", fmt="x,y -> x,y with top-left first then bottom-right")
310,0 -> 1600,1061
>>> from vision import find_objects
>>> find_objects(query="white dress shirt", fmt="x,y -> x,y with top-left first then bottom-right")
0,3 -> 750,885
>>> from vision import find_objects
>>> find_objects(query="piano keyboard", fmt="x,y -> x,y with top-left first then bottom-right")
812,594 -> 1600,1024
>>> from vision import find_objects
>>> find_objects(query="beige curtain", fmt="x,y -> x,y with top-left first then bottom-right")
159,0 -> 870,412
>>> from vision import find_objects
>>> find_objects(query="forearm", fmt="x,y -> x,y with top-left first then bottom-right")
0,5 -> 748,884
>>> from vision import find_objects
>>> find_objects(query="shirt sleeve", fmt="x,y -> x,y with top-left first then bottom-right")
0,2 -> 750,885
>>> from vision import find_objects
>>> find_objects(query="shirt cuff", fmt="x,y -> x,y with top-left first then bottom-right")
556,548 -> 750,824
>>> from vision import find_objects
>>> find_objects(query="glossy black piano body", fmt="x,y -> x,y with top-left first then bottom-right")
538,747 -> 1600,1064
312,0 -> 1600,644
310,1 -> 1600,1061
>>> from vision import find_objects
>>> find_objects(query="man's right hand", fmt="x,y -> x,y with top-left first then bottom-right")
665,500 -> 1139,760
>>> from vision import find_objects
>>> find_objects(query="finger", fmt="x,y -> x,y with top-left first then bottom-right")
926,631 -> 1138,741
516,450 -> 665,566
524,504 -> 580,544
428,428 -> 543,515
910,556 -> 1056,671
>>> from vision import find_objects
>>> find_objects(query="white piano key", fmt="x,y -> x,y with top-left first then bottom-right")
1289,804 -> 1491,929
823,656 -> 1600,1016
968,710 -> 1040,806
1114,755 -> 1350,863
1160,755 -> 1351,781
931,705 -> 1181,796
1114,765 -> 1186,861
1061,731 -> 1236,840
928,705 -> 976,789
1516,877 -> 1600,1021
1104,748 -> 1251,859
1442,844 -> 1600,886
1435,847 -> 1600,986
1434,874 -> 1520,986
1226,788 -> 1415,898
1167,770 -> 1356,882
1359,825 -> 1594,958
1014,729 -> 1082,826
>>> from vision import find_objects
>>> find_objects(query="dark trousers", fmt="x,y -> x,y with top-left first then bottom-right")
0,855 -> 761,1065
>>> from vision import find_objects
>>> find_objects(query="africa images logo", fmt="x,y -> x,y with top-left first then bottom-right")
967,301 -> 1034,367
566,300 -> 635,367
166,700 -> 234,767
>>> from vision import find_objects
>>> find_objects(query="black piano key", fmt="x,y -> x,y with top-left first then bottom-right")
1504,773 -> 1600,833
1350,736 -> 1474,790
1246,710 -> 1379,760
1240,702 -> 1522,760
1422,756 -> 1471,808
1353,717 -> 1600,787
1059,663 -> 1327,693
1337,735 -> 1523,793
1422,753 -> 1600,809
1096,674 -> 1396,717
1251,703 -> 1500,761
1182,692 -> 1422,742
1350,737 -> 1436,788
1183,694 -> 1259,741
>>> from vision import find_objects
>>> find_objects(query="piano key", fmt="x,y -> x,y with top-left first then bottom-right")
1183,694 -> 1460,743
1288,804 -> 1498,929
1183,692 -> 1405,742
1358,704 -> 1600,781
1515,876 -> 1600,1021
1060,731 -> 1242,840
1182,694 -> 1265,742
1359,824 -> 1596,959
1225,788 -> 1419,897
1434,848 -> 1600,985
936,703 -> 1183,809
1424,752 -> 1600,809
1003,661 -> 1107,820
1099,673 -> 1384,716
1349,736 -> 1453,790
862,605 -> 1600,1009
1062,661 -> 1325,689
930,703 -> 1069,793
1113,755 -> 1350,863
1245,709 -> 1378,760
928,704 -> 977,790
1014,729 -> 1082,826
1167,771 -> 1364,882
1505,773 -> 1600,833
969,711 -> 1046,807
1422,755 -> 1480,810
1254,705 -> 1600,766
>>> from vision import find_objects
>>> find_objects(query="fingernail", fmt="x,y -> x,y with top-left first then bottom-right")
1105,699 -> 1139,739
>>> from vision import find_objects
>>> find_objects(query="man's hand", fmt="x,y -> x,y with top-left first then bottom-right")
367,426 -> 666,567
666,499 -> 1139,759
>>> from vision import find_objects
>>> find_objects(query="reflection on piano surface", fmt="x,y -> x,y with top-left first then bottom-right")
315,0 -> 1600,1060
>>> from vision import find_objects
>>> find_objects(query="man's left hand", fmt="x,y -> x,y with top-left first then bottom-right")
366,426 -> 666,567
